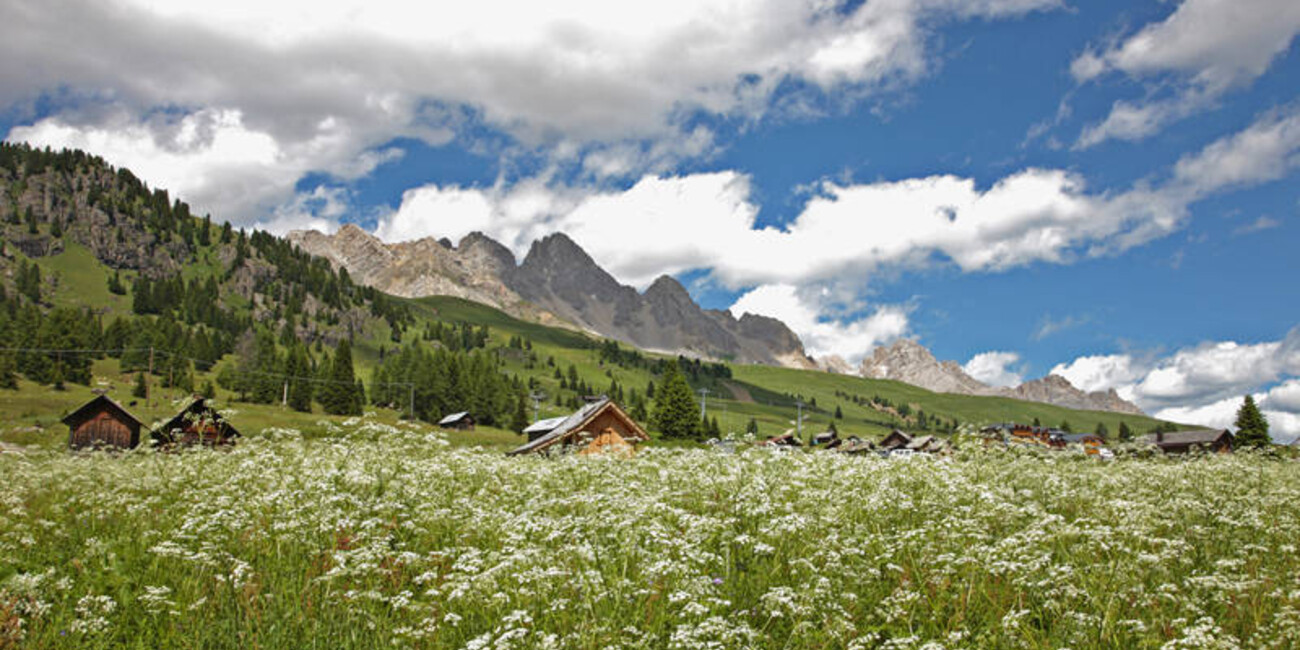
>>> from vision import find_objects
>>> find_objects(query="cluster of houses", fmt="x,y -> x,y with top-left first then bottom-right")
59,390 -> 1238,459
979,422 -> 1234,455
62,394 -> 240,451
756,428 -> 949,456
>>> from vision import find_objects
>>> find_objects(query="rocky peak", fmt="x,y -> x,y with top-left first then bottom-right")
457,231 -> 516,273
860,339 -> 988,395
644,275 -> 693,304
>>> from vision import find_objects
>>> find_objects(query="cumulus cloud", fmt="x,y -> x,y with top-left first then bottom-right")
729,284 -> 910,363
1072,0 -> 1300,147
963,351 -> 1024,388
0,0 -> 1060,224
1051,328 -> 1300,440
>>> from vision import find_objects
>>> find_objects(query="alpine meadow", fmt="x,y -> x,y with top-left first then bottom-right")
3,0 -> 1300,648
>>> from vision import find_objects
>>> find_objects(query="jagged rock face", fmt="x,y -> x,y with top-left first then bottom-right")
859,339 -> 989,395
287,226 -> 535,318
287,228 -> 812,367
817,354 -> 855,374
1007,375 -> 1146,415
857,339 -> 1145,414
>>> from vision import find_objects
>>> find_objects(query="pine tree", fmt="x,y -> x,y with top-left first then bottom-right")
834,405 -> 843,419
745,418 -> 759,435
322,339 -> 362,415
511,391 -> 529,432
1233,395 -> 1271,448
652,363 -> 700,440
1118,421 -> 1134,442
1096,422 -> 1109,439
1059,420 -> 1073,433
133,371 -> 148,398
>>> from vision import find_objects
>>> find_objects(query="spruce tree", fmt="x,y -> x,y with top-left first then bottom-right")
133,371 -> 148,398
1118,421 -> 1133,442
1096,422 -> 1109,439
652,363 -> 700,440
745,417 -> 759,435
1233,395 -> 1271,448
322,338 -> 362,416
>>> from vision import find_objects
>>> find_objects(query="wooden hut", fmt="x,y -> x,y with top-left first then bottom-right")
153,397 -> 240,447
508,397 -> 649,456
1140,429 -> 1233,454
437,411 -> 476,431
64,395 -> 145,450
878,429 -> 913,451
761,432 -> 803,448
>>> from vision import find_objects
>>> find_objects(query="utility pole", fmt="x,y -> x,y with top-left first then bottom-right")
530,391 -> 547,423
282,380 -> 288,407
146,346 -> 154,406
796,399 -> 804,441
697,387 -> 710,421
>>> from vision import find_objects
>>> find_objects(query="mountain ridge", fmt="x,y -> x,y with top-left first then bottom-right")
288,227 -> 816,368
848,339 -> 1144,415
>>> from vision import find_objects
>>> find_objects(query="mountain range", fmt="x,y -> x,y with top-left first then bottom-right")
288,226 -> 1144,415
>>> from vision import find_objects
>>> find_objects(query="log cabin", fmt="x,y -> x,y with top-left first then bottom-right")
508,397 -> 648,456
153,396 -> 240,447
64,395 -> 145,450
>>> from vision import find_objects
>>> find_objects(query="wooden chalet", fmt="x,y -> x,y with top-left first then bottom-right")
811,431 -> 841,448
64,395 -> 146,450
153,396 -> 241,447
761,432 -> 803,448
878,429 -> 913,451
1059,432 -> 1107,454
437,411 -> 476,431
1140,429 -> 1233,454
836,436 -> 876,455
981,423 -> 1065,447
507,397 -> 649,456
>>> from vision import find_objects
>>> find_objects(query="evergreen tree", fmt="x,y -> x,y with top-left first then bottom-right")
133,371 -> 148,398
284,345 -> 314,412
511,391 -> 529,432
201,380 -> 217,399
1032,416 -> 1041,427
0,354 -> 17,390
321,339 -> 362,415
1118,421 -> 1134,442
1233,395 -> 1271,448
834,405 -> 843,419
1059,420 -> 1073,433
745,417 -> 759,435
1096,422 -> 1109,439
652,363 -> 700,440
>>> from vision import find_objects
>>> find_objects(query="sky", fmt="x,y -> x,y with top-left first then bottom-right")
3,0 -> 1300,439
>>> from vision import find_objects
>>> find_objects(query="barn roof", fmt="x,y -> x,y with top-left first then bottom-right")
62,395 -> 144,429
523,415 -> 567,434
507,397 -> 648,456
155,396 -> 241,442
438,411 -> 472,425
1140,429 -> 1232,447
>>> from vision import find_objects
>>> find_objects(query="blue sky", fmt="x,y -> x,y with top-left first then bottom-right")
3,0 -> 1300,437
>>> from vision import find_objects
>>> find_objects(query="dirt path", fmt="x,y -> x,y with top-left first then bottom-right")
720,380 -> 755,403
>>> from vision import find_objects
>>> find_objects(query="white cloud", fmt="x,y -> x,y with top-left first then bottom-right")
8,108 -> 405,224
1032,314 -> 1085,341
963,351 -> 1024,388
729,284 -> 910,363
1072,0 -> 1300,147
0,0 -> 1060,224
1052,328 -> 1300,441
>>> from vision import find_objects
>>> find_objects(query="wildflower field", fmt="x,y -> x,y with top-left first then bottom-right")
2,423 -> 1299,649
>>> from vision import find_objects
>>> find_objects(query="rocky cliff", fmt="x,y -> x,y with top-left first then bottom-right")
288,228 -> 813,367
858,339 -> 1144,414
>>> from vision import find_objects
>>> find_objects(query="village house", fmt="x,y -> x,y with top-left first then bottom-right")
64,394 -> 146,450
835,436 -> 876,455
1140,429 -> 1233,454
437,411 -> 476,431
508,397 -> 649,456
153,396 -> 240,447
878,429 -> 912,451
760,432 -> 803,448
810,430 -> 841,448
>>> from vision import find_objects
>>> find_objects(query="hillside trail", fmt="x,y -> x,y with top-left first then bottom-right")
720,380 -> 755,403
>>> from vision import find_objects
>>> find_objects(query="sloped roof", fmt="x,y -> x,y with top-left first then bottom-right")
438,411 -> 472,425
62,394 -> 144,429
523,415 -> 567,434
1140,429 -> 1232,447
154,396 -> 240,443
1061,433 -> 1104,444
906,435 -> 935,451
507,397 -> 648,456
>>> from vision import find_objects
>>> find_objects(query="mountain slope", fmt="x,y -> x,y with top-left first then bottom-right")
856,339 -> 1144,415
